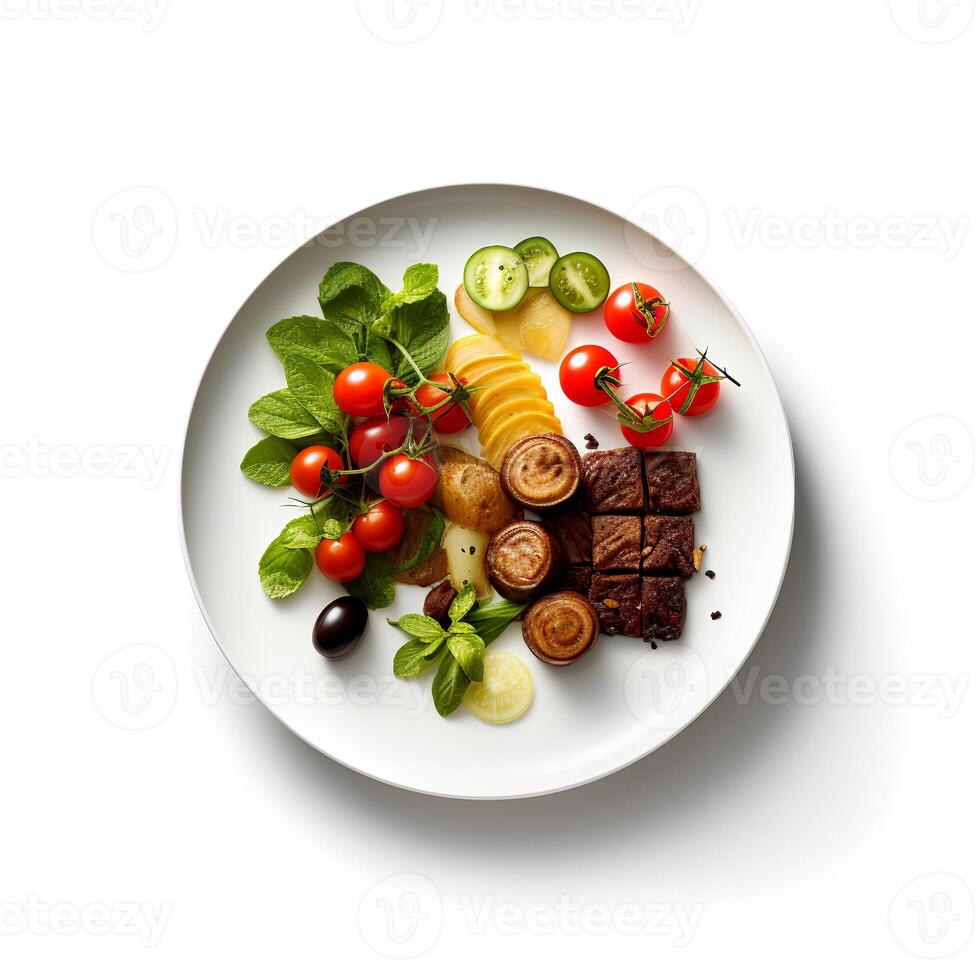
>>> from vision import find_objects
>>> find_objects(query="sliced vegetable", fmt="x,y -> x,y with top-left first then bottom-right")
444,523 -> 492,599
464,245 -> 529,312
549,251 -> 610,313
514,236 -> 559,287
462,650 -> 534,724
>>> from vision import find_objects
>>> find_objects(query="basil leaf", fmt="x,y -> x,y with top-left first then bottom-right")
366,332 -> 395,375
465,599 -> 527,648
447,621 -> 476,634
387,291 -> 450,381
380,263 -> 439,313
432,651 -> 470,717
393,638 -> 444,679
447,582 -> 476,623
278,513 -> 325,550
390,509 -> 445,573
389,613 -> 444,641
318,262 -> 391,332
282,355 -> 344,433
240,436 -> 295,487
258,532 -> 313,599
321,518 -> 345,541
346,552 -> 396,610
248,389 -> 323,439
448,634 -> 485,683
266,316 -> 358,373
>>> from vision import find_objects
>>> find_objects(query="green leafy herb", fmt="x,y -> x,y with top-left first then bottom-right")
248,389 -> 323,440
464,598 -> 527,648
447,583 -> 476,623
432,652 -> 470,718
393,637 -> 445,679
447,633 -> 485,683
266,316 -> 358,373
277,513 -> 326,550
346,552 -> 397,610
380,263 -> 439,314
240,436 -> 296,487
390,508 -> 445,574
318,262 -> 391,343
388,613 -> 445,642
282,355 -> 344,433
320,518 -> 346,541
258,532 -> 314,599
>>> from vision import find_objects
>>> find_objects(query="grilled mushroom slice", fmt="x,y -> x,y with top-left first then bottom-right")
499,434 -> 582,514
522,591 -> 600,666
486,520 -> 563,603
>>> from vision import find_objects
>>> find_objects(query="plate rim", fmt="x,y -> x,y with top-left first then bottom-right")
178,181 -> 796,800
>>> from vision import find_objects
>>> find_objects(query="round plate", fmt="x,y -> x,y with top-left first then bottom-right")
180,184 -> 794,799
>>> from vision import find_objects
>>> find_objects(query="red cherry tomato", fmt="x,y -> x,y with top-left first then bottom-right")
289,445 -> 346,499
619,393 -> 674,449
352,500 -> 406,553
333,362 -> 393,418
348,415 -> 413,468
379,454 -> 437,509
559,345 -> 621,407
416,374 -> 470,434
661,357 -> 722,417
314,532 -> 365,583
604,282 -> 670,344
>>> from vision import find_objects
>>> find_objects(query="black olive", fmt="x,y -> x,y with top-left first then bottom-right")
313,596 -> 368,660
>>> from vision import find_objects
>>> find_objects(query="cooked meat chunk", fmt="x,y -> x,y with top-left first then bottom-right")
544,510 -> 592,565
592,515 -> 642,572
581,448 -> 644,513
641,577 -> 687,642
557,565 -> 592,595
644,451 -> 700,514
641,516 -> 696,577
589,574 -> 641,637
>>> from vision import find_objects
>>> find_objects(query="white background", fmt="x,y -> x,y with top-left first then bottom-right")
1,0 -> 977,975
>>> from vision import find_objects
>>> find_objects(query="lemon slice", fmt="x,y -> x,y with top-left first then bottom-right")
463,651 -> 533,725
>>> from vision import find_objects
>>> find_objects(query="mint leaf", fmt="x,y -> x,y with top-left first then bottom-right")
248,389 -> 323,440
321,518 -> 345,541
432,652 -> 470,717
390,509 -> 444,574
391,291 -> 450,380
393,638 -> 444,679
447,582 -> 476,623
447,621 -> 476,634
447,633 -> 485,683
282,355 -> 344,433
266,316 -> 357,373
258,532 -> 313,599
389,613 -> 445,641
240,436 -> 296,487
346,552 -> 396,610
318,262 -> 391,333
278,513 -> 326,550
380,263 -> 439,313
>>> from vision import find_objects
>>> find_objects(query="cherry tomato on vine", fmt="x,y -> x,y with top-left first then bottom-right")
619,393 -> 674,449
379,454 -> 437,509
416,373 -> 470,434
604,282 -> 670,344
559,345 -> 621,407
661,356 -> 722,417
348,415 -> 413,468
289,445 -> 346,499
314,532 -> 365,583
333,362 -> 393,418
352,500 -> 405,553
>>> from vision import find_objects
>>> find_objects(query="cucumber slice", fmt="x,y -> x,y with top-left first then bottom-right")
462,650 -> 533,724
464,246 -> 529,312
548,251 -> 611,313
514,236 -> 559,288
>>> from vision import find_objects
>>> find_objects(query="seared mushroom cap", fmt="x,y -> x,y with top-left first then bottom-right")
522,591 -> 600,666
499,435 -> 582,514
486,520 -> 564,603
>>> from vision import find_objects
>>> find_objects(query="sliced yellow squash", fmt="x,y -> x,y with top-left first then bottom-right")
481,397 -> 556,437
483,411 -> 563,470
471,387 -> 550,427
454,284 -> 497,338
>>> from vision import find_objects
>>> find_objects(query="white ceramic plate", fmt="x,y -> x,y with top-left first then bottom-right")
180,184 -> 794,799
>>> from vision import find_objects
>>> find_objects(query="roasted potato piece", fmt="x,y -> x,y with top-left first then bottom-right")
388,508 -> 448,586
430,447 -> 522,535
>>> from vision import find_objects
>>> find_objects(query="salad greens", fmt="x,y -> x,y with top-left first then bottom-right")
388,587 -> 526,717
241,261 -> 451,608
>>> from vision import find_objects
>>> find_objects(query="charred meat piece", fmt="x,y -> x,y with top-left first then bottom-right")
500,435 -> 582,514
544,510 -> 591,565
641,516 -> 696,577
523,592 -> 600,666
588,573 -> 642,637
423,581 -> 458,627
592,515 -> 643,572
641,577 -> 687,642
486,520 -> 564,603
557,565 -> 592,596
644,451 -> 700,514
581,448 -> 645,513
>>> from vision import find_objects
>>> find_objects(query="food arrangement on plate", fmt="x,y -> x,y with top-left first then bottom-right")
240,237 -> 739,724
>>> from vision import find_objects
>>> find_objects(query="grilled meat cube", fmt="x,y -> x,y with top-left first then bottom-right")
644,451 -> 700,514
641,515 -> 696,577
589,573 -> 642,637
641,577 -> 687,642
581,448 -> 645,513
544,510 -> 592,565
592,515 -> 643,572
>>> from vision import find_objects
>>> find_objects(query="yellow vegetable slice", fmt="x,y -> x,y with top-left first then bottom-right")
516,288 -> 573,361
483,411 -> 563,470
471,386 -> 549,427
450,355 -> 522,384
463,650 -> 534,724
480,397 -> 556,437
454,284 -> 497,338
492,288 -> 548,352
